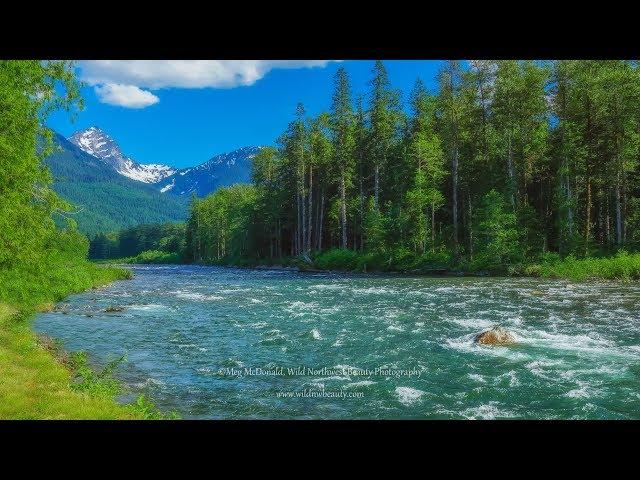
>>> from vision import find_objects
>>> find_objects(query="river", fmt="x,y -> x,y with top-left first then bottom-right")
33,264 -> 640,419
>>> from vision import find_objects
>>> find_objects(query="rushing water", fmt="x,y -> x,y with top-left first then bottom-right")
33,265 -> 640,419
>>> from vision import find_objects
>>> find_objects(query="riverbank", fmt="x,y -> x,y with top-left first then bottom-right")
0,261 -> 165,419
101,248 -> 640,282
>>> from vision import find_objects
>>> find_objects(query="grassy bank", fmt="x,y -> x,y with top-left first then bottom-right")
527,251 -> 640,281
0,261 -> 170,419
99,249 -> 182,265
196,248 -> 640,282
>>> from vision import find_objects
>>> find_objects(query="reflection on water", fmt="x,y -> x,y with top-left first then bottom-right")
34,265 -> 640,419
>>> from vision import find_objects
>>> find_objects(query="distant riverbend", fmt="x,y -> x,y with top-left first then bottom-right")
34,264 -> 640,419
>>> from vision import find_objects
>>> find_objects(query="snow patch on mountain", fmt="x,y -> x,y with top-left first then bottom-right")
160,179 -> 176,193
153,146 -> 262,197
69,126 -> 175,183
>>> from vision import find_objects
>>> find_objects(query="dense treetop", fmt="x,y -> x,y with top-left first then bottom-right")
183,60 -> 640,272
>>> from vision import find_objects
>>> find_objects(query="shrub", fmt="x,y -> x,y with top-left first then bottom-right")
538,251 -> 640,281
116,250 -> 181,264
313,248 -> 362,271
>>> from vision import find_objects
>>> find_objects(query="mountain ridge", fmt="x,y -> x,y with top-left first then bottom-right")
69,126 -> 262,197
46,127 -> 263,234
46,132 -> 189,235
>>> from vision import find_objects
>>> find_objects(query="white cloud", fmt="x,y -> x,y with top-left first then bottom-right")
94,83 -> 160,108
80,60 -> 336,108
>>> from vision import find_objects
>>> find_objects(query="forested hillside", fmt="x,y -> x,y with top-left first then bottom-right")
46,134 -> 189,235
183,61 -> 640,273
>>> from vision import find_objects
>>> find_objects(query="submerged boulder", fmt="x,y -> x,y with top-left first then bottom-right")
104,305 -> 125,313
474,326 -> 516,346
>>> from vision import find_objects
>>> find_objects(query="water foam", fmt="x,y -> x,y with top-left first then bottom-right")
395,386 -> 425,406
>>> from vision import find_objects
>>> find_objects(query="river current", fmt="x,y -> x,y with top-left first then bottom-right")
34,265 -> 640,419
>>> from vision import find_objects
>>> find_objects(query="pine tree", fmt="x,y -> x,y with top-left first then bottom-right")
329,67 -> 355,249
368,61 -> 401,211
437,60 -> 464,259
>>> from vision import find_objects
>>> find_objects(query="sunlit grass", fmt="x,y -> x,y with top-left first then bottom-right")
100,250 -> 182,265
0,302 -> 137,419
535,251 -> 640,281
0,261 -> 174,419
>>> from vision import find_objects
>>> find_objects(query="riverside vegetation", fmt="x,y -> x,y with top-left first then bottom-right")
0,60 -> 172,419
93,61 -> 640,282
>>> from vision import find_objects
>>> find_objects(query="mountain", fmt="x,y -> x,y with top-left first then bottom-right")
69,126 -> 176,183
69,126 -> 261,198
46,133 -> 189,236
155,146 -> 261,196
48,126 -> 262,235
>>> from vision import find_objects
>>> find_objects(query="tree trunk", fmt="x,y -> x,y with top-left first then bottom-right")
340,173 -> 347,249
318,191 -> 324,251
374,163 -> 380,210
597,192 -> 604,247
301,182 -> 307,254
431,200 -> 436,253
507,132 -> 516,208
359,160 -> 364,251
295,193 -> 300,255
585,178 -> 592,256
277,219 -> 281,258
615,170 -> 623,246
308,166 -> 313,253
566,176 -> 574,239
452,145 -> 459,257
467,191 -> 473,260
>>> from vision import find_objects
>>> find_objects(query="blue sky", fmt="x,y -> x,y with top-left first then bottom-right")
48,60 -> 444,168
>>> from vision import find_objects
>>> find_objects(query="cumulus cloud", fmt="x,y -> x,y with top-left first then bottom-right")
80,60 -> 335,108
94,83 -> 160,108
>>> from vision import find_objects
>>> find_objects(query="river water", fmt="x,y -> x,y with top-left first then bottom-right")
33,265 -> 640,419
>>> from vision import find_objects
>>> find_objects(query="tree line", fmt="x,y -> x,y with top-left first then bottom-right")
180,61 -> 640,270
89,223 -> 185,259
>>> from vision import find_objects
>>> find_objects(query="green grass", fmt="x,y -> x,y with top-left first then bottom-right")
533,251 -> 640,281
101,250 -> 182,265
98,245 -> 640,283
0,260 -> 175,419
311,248 -> 452,273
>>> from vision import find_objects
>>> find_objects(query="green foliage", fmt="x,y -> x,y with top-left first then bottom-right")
0,60 -> 168,419
90,222 -> 186,260
68,351 -> 123,397
0,61 -> 81,270
181,60 -> 640,280
127,394 -> 179,420
312,247 -> 452,273
185,184 -> 257,262
471,190 -> 523,272
363,197 -> 387,252
52,181 -> 188,236
538,251 -> 640,281
0,232 -> 132,311
313,248 -> 361,271
113,250 -> 182,264
44,134 -> 188,236
67,350 -> 178,419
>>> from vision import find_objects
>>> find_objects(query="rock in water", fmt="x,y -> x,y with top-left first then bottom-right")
474,326 -> 516,346
104,306 -> 125,313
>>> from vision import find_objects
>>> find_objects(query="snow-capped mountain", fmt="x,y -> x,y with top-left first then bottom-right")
44,131 -> 189,235
68,126 -> 262,197
156,146 -> 262,196
69,127 -> 176,183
